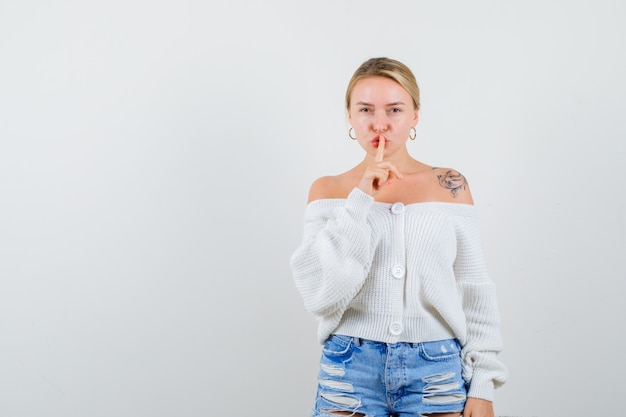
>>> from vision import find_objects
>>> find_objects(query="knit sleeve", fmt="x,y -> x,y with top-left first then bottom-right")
290,188 -> 375,342
453,214 -> 509,401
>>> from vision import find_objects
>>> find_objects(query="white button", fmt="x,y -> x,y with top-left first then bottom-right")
391,265 -> 405,279
389,322 -> 403,336
390,202 -> 405,214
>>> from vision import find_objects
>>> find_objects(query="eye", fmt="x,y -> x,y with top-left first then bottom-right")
390,107 -> 401,113
359,107 -> 371,112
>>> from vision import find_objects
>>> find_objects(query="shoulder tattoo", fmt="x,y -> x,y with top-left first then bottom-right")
434,168 -> 468,198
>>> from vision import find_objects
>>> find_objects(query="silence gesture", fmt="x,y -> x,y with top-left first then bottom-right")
357,135 -> 403,196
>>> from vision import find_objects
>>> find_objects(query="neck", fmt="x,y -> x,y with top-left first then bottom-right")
362,146 -> 416,170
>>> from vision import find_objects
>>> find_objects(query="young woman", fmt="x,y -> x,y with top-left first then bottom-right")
291,57 -> 508,417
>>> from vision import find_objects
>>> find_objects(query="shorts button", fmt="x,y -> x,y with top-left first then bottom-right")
389,322 -> 403,336
390,202 -> 405,214
391,265 -> 405,279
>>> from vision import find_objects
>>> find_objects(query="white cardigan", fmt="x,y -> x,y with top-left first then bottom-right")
290,187 -> 508,401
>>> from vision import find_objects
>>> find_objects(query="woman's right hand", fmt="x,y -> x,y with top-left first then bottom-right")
357,135 -> 403,196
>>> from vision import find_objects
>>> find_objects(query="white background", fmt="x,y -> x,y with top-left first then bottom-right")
1,1 -> 625,416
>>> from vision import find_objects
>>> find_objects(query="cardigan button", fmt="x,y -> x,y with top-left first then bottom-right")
391,265 -> 405,279
390,202 -> 405,214
389,322 -> 403,336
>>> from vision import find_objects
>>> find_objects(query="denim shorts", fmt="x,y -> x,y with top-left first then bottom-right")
312,335 -> 467,417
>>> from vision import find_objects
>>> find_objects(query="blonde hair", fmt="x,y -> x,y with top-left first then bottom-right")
345,57 -> 420,111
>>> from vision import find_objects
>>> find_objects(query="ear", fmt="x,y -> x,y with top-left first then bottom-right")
412,108 -> 419,125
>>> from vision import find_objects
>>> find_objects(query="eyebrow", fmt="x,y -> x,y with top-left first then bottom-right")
355,101 -> 407,107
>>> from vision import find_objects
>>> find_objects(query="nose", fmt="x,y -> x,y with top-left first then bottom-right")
373,115 -> 389,134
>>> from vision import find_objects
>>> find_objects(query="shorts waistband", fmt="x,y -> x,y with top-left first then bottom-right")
345,335 -> 460,350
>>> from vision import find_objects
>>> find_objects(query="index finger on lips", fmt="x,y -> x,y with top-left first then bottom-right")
375,134 -> 386,162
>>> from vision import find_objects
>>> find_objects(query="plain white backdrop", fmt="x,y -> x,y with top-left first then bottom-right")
1,1 -> 625,416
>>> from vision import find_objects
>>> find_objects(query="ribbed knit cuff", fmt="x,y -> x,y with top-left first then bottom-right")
345,188 -> 374,220
467,369 -> 495,402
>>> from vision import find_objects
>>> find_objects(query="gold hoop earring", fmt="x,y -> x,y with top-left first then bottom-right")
409,127 -> 417,140
348,127 -> 357,140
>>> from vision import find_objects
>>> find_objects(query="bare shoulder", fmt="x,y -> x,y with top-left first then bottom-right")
430,167 -> 474,204
307,174 -> 355,203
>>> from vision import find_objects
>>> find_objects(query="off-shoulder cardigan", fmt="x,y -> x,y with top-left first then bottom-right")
290,188 -> 508,401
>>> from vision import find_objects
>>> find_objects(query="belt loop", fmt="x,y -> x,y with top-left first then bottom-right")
352,337 -> 361,347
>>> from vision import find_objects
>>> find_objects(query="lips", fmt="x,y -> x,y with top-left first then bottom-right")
372,135 -> 389,147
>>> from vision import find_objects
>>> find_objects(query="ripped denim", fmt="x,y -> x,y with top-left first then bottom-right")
312,335 -> 467,417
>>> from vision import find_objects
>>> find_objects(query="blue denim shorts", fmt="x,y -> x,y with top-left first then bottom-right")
312,335 -> 467,417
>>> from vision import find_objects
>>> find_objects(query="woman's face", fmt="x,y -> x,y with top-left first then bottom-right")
347,76 -> 418,158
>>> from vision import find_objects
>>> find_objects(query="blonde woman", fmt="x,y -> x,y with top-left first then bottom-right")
291,57 -> 508,417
